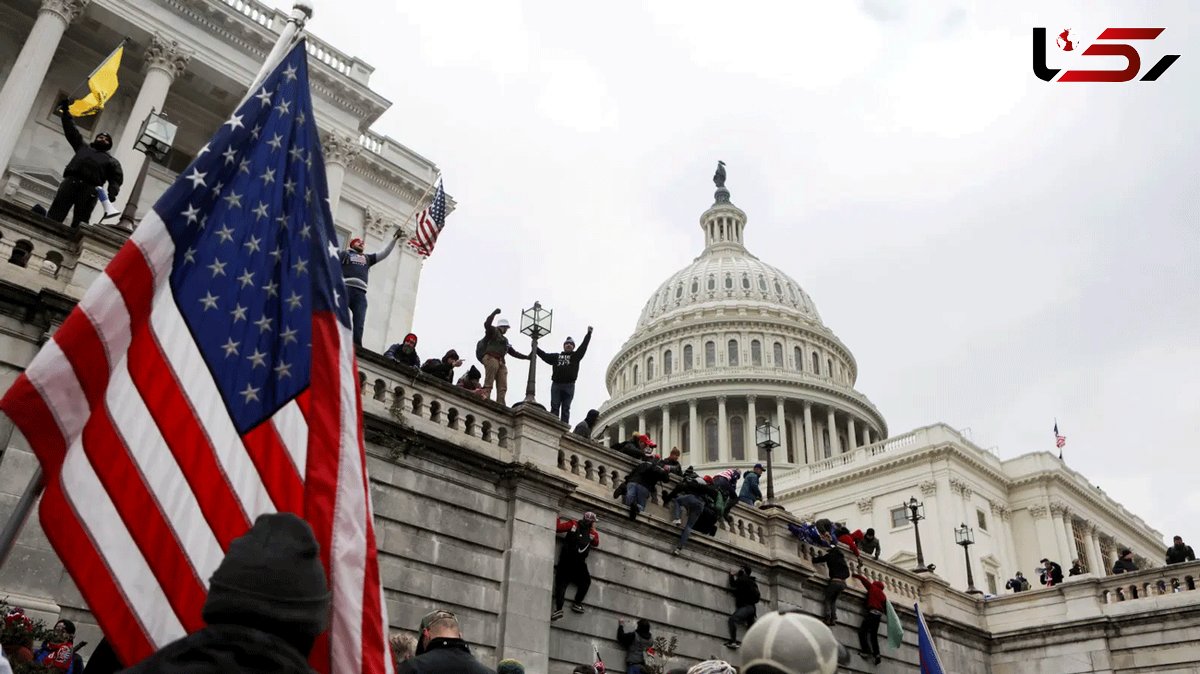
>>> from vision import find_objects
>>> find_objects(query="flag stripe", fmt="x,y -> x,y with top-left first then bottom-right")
272,400 -> 309,480
354,363 -> 389,674
24,340 -> 90,453
2,374 -> 66,469
242,420 -> 305,514
331,320 -> 367,674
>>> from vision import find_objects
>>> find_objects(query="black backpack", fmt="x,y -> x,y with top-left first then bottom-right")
475,335 -> 488,361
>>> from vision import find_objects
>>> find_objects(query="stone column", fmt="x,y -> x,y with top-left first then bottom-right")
0,0 -> 91,174
826,407 -> 840,455
617,420 -> 626,440
775,398 -> 787,464
864,427 -> 873,445
660,405 -> 671,451
1087,524 -> 1105,575
111,33 -> 192,213
847,417 -> 857,451
717,396 -> 728,462
803,402 -> 815,462
637,412 -> 646,434
746,395 -> 757,460
1049,503 -> 1072,565
688,399 -> 699,460
321,132 -> 362,212
1062,512 -> 1078,564
1029,504 -> 1057,562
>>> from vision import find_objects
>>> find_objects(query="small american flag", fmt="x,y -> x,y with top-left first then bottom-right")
407,179 -> 446,257
1054,422 -> 1067,449
0,42 -> 391,673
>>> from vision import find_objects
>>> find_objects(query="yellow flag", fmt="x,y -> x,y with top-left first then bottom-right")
69,44 -> 123,117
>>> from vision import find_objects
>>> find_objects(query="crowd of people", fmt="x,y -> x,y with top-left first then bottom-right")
1000,535 -> 1195,596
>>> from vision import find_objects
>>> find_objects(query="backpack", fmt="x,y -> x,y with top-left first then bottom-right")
475,335 -> 488,361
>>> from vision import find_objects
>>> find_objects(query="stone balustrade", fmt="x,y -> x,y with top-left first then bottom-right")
0,200 -> 127,302
218,0 -> 373,84
1098,560 -> 1200,605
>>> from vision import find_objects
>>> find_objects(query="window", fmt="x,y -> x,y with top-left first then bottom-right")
986,573 -> 998,595
690,278 -> 699,295
773,342 -> 784,368
891,507 -> 909,528
751,340 -> 762,366
1072,519 -> 1090,571
785,420 -> 796,463
684,345 -> 694,370
827,359 -> 834,377
664,350 -> 673,375
727,340 -> 739,366
680,421 -> 690,454
646,357 -> 655,380
758,275 -> 768,291
704,341 -> 716,368
707,275 -> 715,291
724,274 -> 733,290
704,418 -> 719,462
977,509 -> 988,532
774,280 -> 784,296
794,346 -> 803,371
812,352 -> 820,374
8,240 -> 33,268
742,273 -> 751,289
730,416 -> 745,460
632,364 -> 639,385
675,284 -> 683,299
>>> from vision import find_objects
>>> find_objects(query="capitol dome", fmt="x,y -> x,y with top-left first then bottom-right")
598,170 -> 887,473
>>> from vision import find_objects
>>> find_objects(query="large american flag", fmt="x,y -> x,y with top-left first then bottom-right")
406,179 -> 446,257
0,42 -> 391,673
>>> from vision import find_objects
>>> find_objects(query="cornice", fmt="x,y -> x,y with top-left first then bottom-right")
1008,471 -> 1163,550
144,32 -> 192,79
39,0 -> 90,24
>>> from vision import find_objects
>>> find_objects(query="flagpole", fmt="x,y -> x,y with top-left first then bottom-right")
392,174 -> 441,240
246,1 -> 313,98
0,453 -> 44,571
68,38 -> 128,101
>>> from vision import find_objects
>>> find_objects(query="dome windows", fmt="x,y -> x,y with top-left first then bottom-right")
751,340 -> 762,366
730,416 -> 745,460
773,342 -> 784,368
690,278 -> 699,295
757,275 -> 768,292
684,345 -> 694,370
675,284 -> 683,300
727,339 -> 739,366
774,279 -> 783,296
705,341 -> 716,368
742,273 -> 751,290
633,364 -> 639,385
812,352 -> 820,374
707,275 -> 716,291
704,418 -> 719,462
647,356 -> 655,380
663,350 -> 672,375
724,273 -> 733,290
794,346 -> 803,371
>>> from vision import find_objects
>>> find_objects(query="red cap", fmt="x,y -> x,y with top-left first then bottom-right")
349,237 -> 364,248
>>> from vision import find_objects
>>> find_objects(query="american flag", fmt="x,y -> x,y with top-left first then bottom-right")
0,42 -> 391,673
406,179 -> 446,257
1054,422 -> 1067,449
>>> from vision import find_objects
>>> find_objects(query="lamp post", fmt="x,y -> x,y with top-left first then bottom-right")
519,300 -> 552,408
117,109 -> 177,231
755,421 -> 783,510
955,523 -> 983,594
906,496 -> 930,573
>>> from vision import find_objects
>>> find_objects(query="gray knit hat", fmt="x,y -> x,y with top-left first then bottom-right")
741,611 -> 841,674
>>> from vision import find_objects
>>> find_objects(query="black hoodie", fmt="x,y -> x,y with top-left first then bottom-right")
536,331 -> 592,383
60,112 -> 123,194
813,547 -> 850,581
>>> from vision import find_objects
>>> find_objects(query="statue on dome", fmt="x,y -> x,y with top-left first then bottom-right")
713,160 -> 727,188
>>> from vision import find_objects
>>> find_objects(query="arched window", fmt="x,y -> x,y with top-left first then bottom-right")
664,350 -> 673,375
633,364 -> 639,385
8,240 -> 33,268
774,280 -> 783,296
812,352 -> 820,374
675,284 -> 683,299
758,275 -> 768,291
727,339 -> 739,366
786,420 -> 797,463
704,418 -> 719,462
707,275 -> 716,291
646,357 -> 655,380
751,340 -> 762,366
43,251 -> 64,278
684,345 -> 694,370
773,342 -> 784,368
730,416 -> 745,460
827,359 -> 834,378
724,274 -> 733,290
794,346 -> 803,371
742,274 -> 751,289
681,421 -> 690,454
705,341 -> 716,368
690,278 -> 699,295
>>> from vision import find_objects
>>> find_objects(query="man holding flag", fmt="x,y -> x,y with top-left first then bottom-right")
45,98 -> 122,227
0,37 -> 391,674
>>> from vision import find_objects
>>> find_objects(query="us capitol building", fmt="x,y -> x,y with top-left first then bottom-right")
598,171 -> 1166,594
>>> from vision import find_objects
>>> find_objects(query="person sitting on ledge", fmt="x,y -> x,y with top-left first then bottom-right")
573,409 -> 601,439
612,432 -> 656,460
420,349 -> 463,383
384,333 -> 421,368
1069,559 -> 1086,576
1112,549 -> 1138,574
456,365 -> 487,396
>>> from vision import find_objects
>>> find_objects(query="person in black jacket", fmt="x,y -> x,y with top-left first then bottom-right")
1166,536 -> 1196,565
122,513 -> 330,674
624,457 -> 670,521
398,609 -> 491,674
1068,559 -> 1086,576
670,475 -> 716,554
813,545 -> 850,626
47,99 -> 122,227
536,327 -> 592,424
724,565 -> 760,648
573,409 -> 601,439
612,432 -> 655,460
1112,549 -> 1138,574
1039,559 -> 1064,586
385,333 -> 421,368
420,349 -> 463,383
552,513 -> 600,621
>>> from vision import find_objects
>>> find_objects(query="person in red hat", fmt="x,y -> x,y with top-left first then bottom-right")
339,234 -> 398,347
552,512 -> 600,621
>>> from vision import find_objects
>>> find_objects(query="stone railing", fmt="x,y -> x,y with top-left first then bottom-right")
1098,560 -> 1200,605
0,200 -> 127,301
357,130 -> 441,185
218,0 -> 373,85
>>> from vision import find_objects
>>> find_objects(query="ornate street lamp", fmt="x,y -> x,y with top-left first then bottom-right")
906,496 -> 930,573
955,522 -> 983,595
519,300 -> 552,408
117,109 -> 177,230
755,421 -> 782,509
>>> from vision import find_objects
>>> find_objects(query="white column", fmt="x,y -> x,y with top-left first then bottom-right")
1050,504 -> 1071,564
827,407 -> 840,455
803,402 -> 815,463
688,399 -> 699,461
1088,526 -> 1105,575
775,398 -> 788,464
0,0 -> 90,174
637,412 -> 646,434
111,33 -> 191,213
717,396 -> 728,462
617,420 -> 626,440
321,132 -> 362,212
1063,513 -> 1078,565
746,395 -> 757,461
863,427 -> 873,445
661,405 -> 671,450
847,417 -> 857,450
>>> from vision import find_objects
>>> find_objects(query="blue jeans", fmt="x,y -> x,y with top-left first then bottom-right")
346,286 -> 368,347
676,494 -> 704,549
628,666 -> 645,674
624,483 -> 650,514
550,382 -> 575,424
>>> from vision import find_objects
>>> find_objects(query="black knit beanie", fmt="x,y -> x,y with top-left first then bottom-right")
202,513 -> 331,654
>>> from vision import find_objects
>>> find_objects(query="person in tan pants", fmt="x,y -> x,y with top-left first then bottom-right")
479,308 -> 529,405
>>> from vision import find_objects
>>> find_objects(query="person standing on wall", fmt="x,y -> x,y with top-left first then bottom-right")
340,234 -> 397,347
479,308 -> 530,406
46,99 -> 123,227
536,326 -> 593,425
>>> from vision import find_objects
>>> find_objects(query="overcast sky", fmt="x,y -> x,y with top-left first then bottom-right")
276,0 -> 1199,545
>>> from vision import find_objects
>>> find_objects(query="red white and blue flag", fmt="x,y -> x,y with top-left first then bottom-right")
915,603 -> 946,674
406,179 -> 446,257
1054,421 -> 1067,449
0,42 -> 391,673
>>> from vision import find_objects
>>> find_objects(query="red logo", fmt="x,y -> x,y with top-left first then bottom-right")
1033,27 -> 1180,82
